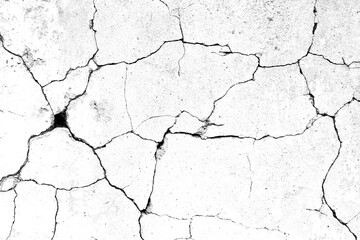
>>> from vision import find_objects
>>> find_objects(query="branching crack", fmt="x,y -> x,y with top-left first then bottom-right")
308,52 -> 360,68
39,0 -> 99,87
64,126 -> 144,216
1,1 -> 358,239
142,118 -> 182,214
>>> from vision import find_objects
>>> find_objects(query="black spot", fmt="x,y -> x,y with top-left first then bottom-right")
54,111 -> 67,128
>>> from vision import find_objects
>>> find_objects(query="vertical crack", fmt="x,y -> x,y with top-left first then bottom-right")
188,217 -> 194,239
90,0 -> 99,62
312,22 -> 318,35
124,66 -> 134,130
6,188 -> 18,240
321,117 -> 357,239
307,0 -> 318,53
246,156 -> 253,198
175,10 -> 185,76
51,189 -> 59,240
138,213 -> 145,240
298,62 -> 320,115
142,126 -> 173,213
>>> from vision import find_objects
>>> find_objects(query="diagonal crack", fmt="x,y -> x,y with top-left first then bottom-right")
8,123 -> 57,180
0,33 -> 54,117
204,78 -> 256,122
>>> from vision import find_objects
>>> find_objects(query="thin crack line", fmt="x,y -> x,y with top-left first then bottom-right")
138,213 -> 145,240
42,0 -> 99,87
65,126 -> 143,212
348,211 -> 360,225
171,113 -> 321,143
0,33 -> 54,117
124,66 -> 134,130
96,39 -> 236,70
6,188 -> 18,240
321,117 -> 357,239
182,214 -> 288,238
50,189 -> 59,240
142,122 -> 177,213
96,38 -> 183,68
297,62 -> 321,115
20,177 -> 105,192
134,115 -> 175,131
8,122 -> 56,178
205,78 -> 256,121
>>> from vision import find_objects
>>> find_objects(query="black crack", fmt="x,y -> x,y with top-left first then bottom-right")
312,22 -> 318,35
0,32 -> 55,116
321,115 -> 358,240
50,190 -> 59,240
6,188 -> 18,240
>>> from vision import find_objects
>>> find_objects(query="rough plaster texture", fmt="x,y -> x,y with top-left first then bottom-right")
1,0 -> 360,239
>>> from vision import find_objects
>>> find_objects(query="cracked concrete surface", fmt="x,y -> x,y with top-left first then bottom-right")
1,0 -> 360,239
20,128 -> 104,190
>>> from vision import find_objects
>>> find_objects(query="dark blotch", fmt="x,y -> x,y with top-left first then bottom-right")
54,111 -> 67,128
